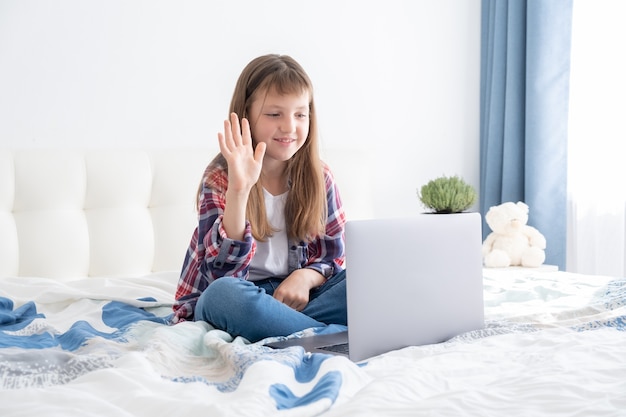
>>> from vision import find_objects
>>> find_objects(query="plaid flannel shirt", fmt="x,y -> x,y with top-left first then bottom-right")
172,161 -> 346,322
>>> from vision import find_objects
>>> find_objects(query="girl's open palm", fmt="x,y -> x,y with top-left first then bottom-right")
218,113 -> 266,194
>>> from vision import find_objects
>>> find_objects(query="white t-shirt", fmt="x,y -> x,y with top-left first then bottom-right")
248,189 -> 289,281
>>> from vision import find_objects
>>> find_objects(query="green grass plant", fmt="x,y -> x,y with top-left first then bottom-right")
418,175 -> 477,213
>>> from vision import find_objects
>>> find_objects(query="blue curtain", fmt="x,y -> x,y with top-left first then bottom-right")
480,0 -> 573,269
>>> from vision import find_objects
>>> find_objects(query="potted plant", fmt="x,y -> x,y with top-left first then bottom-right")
417,175 -> 477,214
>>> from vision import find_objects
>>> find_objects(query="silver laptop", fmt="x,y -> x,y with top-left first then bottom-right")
266,213 -> 485,362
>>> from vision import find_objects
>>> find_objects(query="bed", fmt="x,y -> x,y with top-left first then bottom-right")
1,149 -> 625,417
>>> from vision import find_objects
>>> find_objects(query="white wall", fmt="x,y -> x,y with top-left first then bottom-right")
0,0 -> 481,218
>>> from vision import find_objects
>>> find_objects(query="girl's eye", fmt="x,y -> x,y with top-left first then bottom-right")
264,113 -> 308,119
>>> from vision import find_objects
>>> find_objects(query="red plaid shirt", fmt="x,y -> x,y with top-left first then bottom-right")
172,161 -> 346,322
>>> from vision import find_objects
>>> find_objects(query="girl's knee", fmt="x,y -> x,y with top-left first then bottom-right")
204,277 -> 241,300
196,278 -> 245,321
197,278 -> 262,316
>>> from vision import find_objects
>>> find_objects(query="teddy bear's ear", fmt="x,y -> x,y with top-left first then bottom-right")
516,201 -> 529,212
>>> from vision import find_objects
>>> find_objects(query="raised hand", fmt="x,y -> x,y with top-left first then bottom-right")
218,113 -> 266,241
217,113 -> 266,194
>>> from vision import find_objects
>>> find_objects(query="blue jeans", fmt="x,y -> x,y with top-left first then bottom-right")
194,269 -> 347,342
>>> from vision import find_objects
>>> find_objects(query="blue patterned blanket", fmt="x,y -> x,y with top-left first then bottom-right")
1,270 -> 625,416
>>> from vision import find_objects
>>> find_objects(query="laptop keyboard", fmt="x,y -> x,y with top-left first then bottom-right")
318,342 -> 349,354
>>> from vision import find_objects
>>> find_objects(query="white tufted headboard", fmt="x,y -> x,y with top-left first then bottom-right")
0,149 -> 211,279
0,148 -> 372,280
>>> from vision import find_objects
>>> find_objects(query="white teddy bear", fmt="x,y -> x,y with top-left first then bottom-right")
482,201 -> 546,268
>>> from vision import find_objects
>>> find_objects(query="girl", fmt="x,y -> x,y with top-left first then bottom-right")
173,54 -> 347,342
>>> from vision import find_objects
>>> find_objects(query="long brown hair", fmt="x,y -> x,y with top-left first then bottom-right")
202,54 -> 326,242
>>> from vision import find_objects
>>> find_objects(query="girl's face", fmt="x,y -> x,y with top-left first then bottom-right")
248,89 -> 310,166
